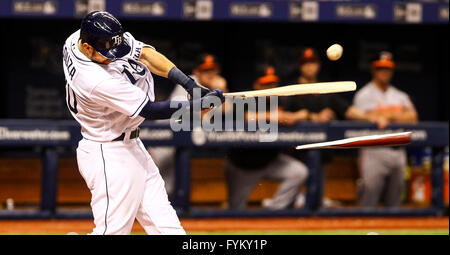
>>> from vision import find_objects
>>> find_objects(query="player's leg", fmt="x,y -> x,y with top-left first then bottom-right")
359,149 -> 389,208
77,139 -> 146,235
135,140 -> 185,235
225,159 -> 266,209
383,150 -> 407,207
263,154 -> 308,209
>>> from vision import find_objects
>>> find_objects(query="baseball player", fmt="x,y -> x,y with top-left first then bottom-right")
353,51 -> 418,208
62,11 -> 224,235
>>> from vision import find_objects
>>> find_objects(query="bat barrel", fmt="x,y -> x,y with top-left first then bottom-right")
336,132 -> 412,148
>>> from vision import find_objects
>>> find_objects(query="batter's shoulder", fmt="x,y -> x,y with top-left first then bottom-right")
73,66 -> 115,96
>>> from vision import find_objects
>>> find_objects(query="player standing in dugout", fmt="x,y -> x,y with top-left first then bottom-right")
62,11 -> 224,235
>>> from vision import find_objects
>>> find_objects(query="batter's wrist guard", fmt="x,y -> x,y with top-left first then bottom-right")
168,67 -> 210,98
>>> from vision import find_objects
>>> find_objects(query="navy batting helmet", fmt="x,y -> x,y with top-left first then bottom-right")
80,11 -> 131,60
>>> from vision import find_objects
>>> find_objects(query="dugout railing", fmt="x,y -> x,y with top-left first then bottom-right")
0,120 -> 448,219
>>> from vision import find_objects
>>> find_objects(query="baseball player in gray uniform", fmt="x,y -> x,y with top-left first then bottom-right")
63,11 -> 224,234
353,51 -> 418,208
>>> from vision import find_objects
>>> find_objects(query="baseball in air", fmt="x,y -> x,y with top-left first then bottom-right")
326,44 -> 343,61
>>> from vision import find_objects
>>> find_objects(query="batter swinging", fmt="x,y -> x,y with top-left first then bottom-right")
62,11 -> 224,235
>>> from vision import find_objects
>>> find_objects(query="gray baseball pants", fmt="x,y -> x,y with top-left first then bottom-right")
226,154 -> 309,210
359,148 -> 407,208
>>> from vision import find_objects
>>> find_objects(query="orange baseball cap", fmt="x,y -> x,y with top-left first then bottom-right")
195,54 -> 221,72
298,47 -> 320,66
255,66 -> 280,85
372,51 -> 395,69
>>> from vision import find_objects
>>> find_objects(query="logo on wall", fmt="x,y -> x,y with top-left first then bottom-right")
229,3 -> 272,18
122,1 -> 166,16
336,4 -> 377,19
75,0 -> 105,17
394,3 -> 422,23
183,0 -> 213,20
290,1 -> 319,21
13,0 -> 57,15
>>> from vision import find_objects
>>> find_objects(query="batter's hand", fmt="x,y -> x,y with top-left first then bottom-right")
204,89 -> 225,104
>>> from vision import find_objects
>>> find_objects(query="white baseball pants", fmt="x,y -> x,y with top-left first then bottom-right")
76,138 -> 186,235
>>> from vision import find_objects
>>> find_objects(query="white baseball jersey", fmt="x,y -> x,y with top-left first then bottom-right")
63,30 -> 155,142
353,81 -> 415,113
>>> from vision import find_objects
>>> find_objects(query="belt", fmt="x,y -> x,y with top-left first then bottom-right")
112,128 -> 140,142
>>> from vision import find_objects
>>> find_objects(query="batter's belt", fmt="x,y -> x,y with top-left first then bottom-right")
112,128 -> 140,142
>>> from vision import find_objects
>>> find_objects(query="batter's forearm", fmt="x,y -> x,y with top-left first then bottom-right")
139,47 -> 175,78
138,48 -> 206,96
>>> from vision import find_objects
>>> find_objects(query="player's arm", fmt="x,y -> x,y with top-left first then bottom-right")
381,108 -> 418,123
277,107 -> 309,126
139,46 -> 174,77
351,91 -> 390,129
345,106 -> 371,121
139,47 -> 210,97
345,106 -> 389,129
309,108 -> 335,122
139,89 -> 225,120
92,77 -> 223,120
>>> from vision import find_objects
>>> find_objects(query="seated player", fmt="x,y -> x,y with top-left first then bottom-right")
353,51 -> 418,208
225,66 -> 309,210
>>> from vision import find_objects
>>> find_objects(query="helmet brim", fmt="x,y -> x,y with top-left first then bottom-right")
97,40 -> 131,60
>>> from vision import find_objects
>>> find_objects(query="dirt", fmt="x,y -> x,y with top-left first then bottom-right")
0,217 -> 448,234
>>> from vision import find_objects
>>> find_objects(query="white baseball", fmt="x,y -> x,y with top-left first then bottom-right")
326,44 -> 343,61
